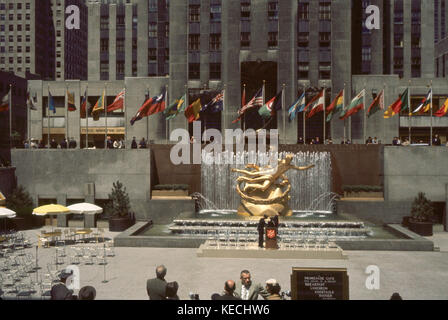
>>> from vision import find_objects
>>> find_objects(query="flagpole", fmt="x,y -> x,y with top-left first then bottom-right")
282,83 -> 286,144
243,84 -> 246,132
123,84 -> 126,148
303,85 -> 306,144
146,86 -> 150,142
9,84 -> 12,150
65,83 -> 68,145
363,83 -> 367,144
86,85 -> 89,149
105,83 -> 108,149
343,83 -> 346,143
27,91 -> 30,142
165,84 -> 169,144
382,83 -> 385,144
430,81 -> 433,146
47,84 -> 50,149
408,80 -> 411,144
323,87 -> 326,144
223,84 -> 227,135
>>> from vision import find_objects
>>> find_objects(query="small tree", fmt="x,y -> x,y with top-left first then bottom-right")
106,181 -> 132,218
410,192 -> 434,222
6,185 -> 34,217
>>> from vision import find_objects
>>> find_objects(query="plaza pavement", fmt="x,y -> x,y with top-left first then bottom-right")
10,225 -> 448,300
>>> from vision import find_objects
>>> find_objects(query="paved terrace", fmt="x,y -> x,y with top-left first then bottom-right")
2,225 -> 448,300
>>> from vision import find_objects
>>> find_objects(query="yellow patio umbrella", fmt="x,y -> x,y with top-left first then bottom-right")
32,204 -> 70,230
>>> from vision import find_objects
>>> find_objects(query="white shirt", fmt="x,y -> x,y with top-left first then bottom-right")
241,285 -> 250,300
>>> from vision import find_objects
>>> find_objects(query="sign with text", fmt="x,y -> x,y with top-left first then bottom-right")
291,268 -> 349,300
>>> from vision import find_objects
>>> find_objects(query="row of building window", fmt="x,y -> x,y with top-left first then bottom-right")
188,63 -> 221,80
0,56 -> 31,64
0,13 -> 31,20
0,24 -> 31,32
0,3 -> 31,10
0,46 -> 31,53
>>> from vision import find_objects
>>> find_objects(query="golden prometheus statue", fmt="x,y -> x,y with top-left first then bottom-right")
231,154 -> 314,217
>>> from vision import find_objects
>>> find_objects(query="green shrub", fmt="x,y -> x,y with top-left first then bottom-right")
106,181 -> 133,218
411,192 -> 434,222
6,186 -> 34,217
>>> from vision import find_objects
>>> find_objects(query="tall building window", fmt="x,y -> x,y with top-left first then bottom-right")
149,23 -> 157,38
117,61 -> 125,75
241,2 -> 250,19
319,32 -> 330,47
189,5 -> 200,22
189,63 -> 200,79
319,2 -> 331,20
189,34 -> 200,51
149,48 -> 157,61
100,16 -> 109,30
210,34 -> 221,51
268,1 -> 278,20
268,32 -> 278,48
209,63 -> 221,79
116,38 -> 124,52
117,15 -> 125,28
241,32 -> 250,47
298,32 -> 309,47
442,0 -> 446,39
210,4 -> 221,22
100,39 -> 108,52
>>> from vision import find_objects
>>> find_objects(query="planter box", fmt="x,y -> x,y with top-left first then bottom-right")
109,216 -> 134,232
402,216 -> 411,228
344,191 -> 383,198
152,190 -> 189,197
409,220 -> 433,237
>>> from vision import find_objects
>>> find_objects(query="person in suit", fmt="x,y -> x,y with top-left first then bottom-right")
78,286 -> 96,300
432,134 -> 441,146
51,270 -> 76,300
213,280 -> 241,300
147,265 -> 168,300
257,216 -> 267,248
131,137 -> 138,149
234,270 -> 269,300
265,279 -> 282,300
166,281 -> 179,300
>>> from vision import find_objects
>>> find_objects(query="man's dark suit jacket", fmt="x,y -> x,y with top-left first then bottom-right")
214,293 -> 241,300
50,283 -> 75,300
147,278 -> 167,300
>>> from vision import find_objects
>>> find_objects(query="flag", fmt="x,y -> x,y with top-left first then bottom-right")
412,90 -> 431,115
232,87 -> 247,123
306,89 -> 325,119
340,89 -> 365,120
367,89 -> 385,118
288,92 -> 306,121
48,91 -> 56,114
238,87 -> 263,115
384,88 -> 409,119
164,94 -> 186,120
107,89 -> 125,112
146,90 -> 166,116
185,98 -> 202,123
326,90 -> 344,122
67,90 -> 76,111
92,90 -> 105,121
435,98 -> 448,117
130,92 -> 152,125
201,91 -> 224,113
80,90 -> 91,119
27,91 -> 38,111
0,88 -> 9,112
258,91 -> 283,120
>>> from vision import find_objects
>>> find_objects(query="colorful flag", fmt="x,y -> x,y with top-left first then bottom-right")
164,94 -> 186,120
92,90 -> 105,121
202,91 -> 224,113
384,88 -> 409,119
27,91 -> 38,111
326,90 -> 344,122
306,89 -> 325,119
146,90 -> 166,116
367,89 -> 385,118
67,90 -> 76,112
107,89 -> 125,112
340,89 -> 365,120
0,88 -> 9,112
80,90 -> 91,119
185,98 -> 202,123
288,92 -> 306,121
238,87 -> 264,115
48,91 -> 56,114
130,92 -> 152,125
435,98 -> 448,117
232,86 -> 249,123
412,90 -> 431,115
258,91 -> 283,120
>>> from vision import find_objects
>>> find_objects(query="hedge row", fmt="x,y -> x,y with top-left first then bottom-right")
342,185 -> 383,192
153,184 -> 189,191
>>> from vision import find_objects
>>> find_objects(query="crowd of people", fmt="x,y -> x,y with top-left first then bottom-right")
146,266 -> 285,301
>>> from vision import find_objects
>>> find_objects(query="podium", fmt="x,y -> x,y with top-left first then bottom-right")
265,227 -> 278,249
